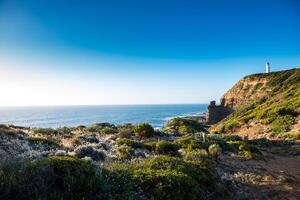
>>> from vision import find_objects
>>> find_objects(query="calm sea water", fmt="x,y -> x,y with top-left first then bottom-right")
0,104 -> 207,128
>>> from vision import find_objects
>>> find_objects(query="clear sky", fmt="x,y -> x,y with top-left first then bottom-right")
0,0 -> 300,106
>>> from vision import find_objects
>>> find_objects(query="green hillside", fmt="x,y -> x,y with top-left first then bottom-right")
211,68 -> 300,136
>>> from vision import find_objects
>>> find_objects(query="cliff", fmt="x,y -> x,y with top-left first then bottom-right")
205,101 -> 232,124
210,68 -> 300,138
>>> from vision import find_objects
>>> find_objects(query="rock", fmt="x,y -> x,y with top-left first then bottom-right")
55,150 -> 67,156
86,135 -> 99,143
133,148 -> 146,158
78,134 -> 99,144
74,146 -> 105,161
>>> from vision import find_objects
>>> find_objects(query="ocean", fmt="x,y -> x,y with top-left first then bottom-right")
0,104 -> 207,129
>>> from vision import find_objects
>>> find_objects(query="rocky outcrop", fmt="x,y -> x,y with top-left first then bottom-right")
205,73 -> 268,124
205,101 -> 232,124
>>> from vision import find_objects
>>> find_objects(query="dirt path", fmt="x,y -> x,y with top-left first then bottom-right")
219,143 -> 300,200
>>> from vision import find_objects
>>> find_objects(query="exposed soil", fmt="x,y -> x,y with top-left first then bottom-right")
219,142 -> 300,200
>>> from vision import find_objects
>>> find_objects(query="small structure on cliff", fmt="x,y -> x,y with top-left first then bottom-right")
265,62 -> 270,73
205,100 -> 232,125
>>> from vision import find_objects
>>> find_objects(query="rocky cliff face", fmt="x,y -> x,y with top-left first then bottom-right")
210,68 -> 300,138
220,75 -> 269,110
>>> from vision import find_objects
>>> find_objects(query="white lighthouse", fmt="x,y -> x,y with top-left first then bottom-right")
265,62 -> 270,73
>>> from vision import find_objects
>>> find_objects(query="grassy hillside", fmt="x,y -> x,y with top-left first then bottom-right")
211,68 -> 300,137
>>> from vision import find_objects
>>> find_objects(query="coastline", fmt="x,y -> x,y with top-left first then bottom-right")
0,104 -> 207,129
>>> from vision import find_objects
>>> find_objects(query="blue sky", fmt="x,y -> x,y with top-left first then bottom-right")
0,0 -> 300,106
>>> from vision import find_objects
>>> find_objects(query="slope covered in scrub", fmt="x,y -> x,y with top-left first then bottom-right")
211,68 -> 300,137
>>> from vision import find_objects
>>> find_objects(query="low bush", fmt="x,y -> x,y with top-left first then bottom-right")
208,144 -> 222,158
86,122 -> 115,133
184,149 -> 211,165
133,123 -> 154,138
227,141 -> 260,159
163,117 -> 207,135
108,156 -> 224,200
173,136 -> 193,148
116,146 -> 134,159
0,156 -> 105,199
74,146 -> 105,161
117,123 -> 134,138
188,140 -> 209,151
57,126 -> 72,135
0,155 -> 226,200
116,138 -> 144,149
27,136 -> 59,147
100,127 -> 118,135
155,141 -> 179,155
174,136 -> 209,151
281,133 -> 300,141
32,128 -> 57,135
270,115 -> 294,133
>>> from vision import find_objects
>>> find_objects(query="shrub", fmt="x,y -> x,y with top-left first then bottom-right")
184,149 -> 211,165
57,126 -> 72,135
224,120 -> 241,131
87,122 -> 115,132
282,133 -> 300,141
173,136 -> 210,151
116,146 -> 133,159
74,146 -> 105,161
117,127 -> 133,138
187,140 -> 209,151
163,117 -> 207,135
155,141 -> 179,155
128,156 -> 221,200
0,155 -> 226,200
221,135 -> 243,142
27,136 -> 59,147
0,156 -> 105,199
206,134 -> 228,150
100,127 -> 118,135
32,128 -> 57,135
173,136 -> 193,149
116,138 -> 144,149
132,168 -> 197,200
270,115 -> 294,133
227,141 -> 260,159
133,123 -> 154,138
117,123 -> 134,138
254,82 -> 264,90
208,144 -> 222,158
143,141 -> 157,151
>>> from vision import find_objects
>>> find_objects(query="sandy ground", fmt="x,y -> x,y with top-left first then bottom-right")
220,142 -> 300,200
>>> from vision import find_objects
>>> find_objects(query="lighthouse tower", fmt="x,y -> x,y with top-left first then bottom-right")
265,62 -> 270,73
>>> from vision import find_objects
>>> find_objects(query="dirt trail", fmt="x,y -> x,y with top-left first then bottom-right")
220,142 -> 300,200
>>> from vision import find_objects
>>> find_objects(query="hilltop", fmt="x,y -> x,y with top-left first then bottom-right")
210,68 -> 300,139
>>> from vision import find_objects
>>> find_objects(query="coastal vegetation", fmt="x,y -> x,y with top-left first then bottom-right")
0,118 -> 273,200
163,117 -> 207,135
0,69 -> 299,199
211,68 -> 300,136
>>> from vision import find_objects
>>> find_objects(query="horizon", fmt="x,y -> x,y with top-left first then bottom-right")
1,0 -> 300,106
0,67 -> 298,108
0,103 -> 207,108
